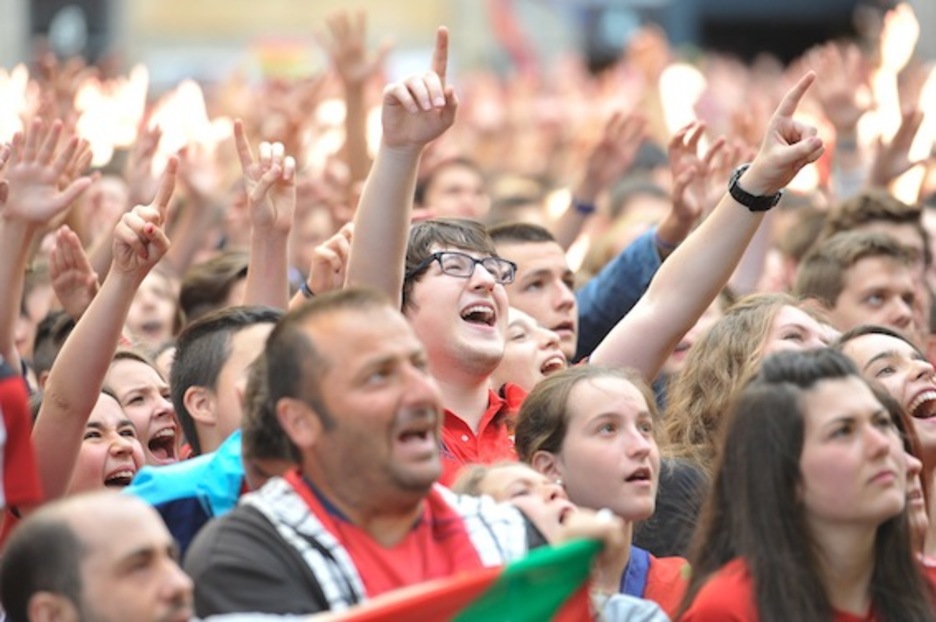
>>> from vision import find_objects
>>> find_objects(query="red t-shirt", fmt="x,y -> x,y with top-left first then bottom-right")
645,555 -> 690,617
0,361 -> 42,510
286,470 -> 485,599
439,385 -> 526,486
679,558 -> 875,622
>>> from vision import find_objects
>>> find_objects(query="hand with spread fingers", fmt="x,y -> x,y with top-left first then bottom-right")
111,157 -> 176,278
2,118 -> 93,227
50,225 -> 100,320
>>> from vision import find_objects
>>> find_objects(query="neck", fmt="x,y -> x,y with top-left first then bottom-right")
924,470 -> 936,558
433,373 -> 493,433
196,426 -> 222,456
811,522 -> 877,616
594,520 -> 633,594
302,465 -> 426,547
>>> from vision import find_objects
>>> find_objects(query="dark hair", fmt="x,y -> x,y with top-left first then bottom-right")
515,365 -> 661,463
488,221 -> 558,246
1,514 -> 86,622
834,323 -> 923,355
681,348 -> 935,622
170,305 -> 282,455
266,288 -> 392,432
32,311 -> 75,380
241,353 -> 299,463
402,219 -> 499,311
178,250 -> 250,328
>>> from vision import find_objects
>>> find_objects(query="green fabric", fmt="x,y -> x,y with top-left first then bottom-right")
453,539 -> 601,621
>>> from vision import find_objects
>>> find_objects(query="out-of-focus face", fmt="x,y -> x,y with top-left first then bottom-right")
841,332 -> 936,460
498,240 -> 578,361
476,463 -> 576,543
300,307 -> 445,501
830,257 -> 917,336
491,307 -> 566,392
905,452 -> 927,550
798,376 -> 906,531
761,305 -> 829,357
107,358 -> 180,466
126,271 -> 178,347
73,496 -> 194,622
210,323 -> 275,451
544,376 -> 660,522
422,163 -> 490,220
67,394 -> 145,494
406,246 -> 509,381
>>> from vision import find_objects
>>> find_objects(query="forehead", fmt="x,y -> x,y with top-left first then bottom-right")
89,394 -> 130,427
843,333 -> 919,366
858,222 -> 924,251
75,500 -> 173,566
483,464 -> 549,491
308,307 -> 422,363
842,256 -> 915,290
771,305 -> 823,331
801,376 -> 881,427
507,306 -> 538,327
109,358 -> 165,388
428,164 -> 483,189
567,376 -> 648,422
222,323 -> 274,370
496,241 -> 568,276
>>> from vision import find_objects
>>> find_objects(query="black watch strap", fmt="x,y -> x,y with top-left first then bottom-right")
729,164 -> 783,212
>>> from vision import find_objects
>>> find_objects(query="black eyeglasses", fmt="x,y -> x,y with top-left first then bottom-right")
405,251 -> 517,285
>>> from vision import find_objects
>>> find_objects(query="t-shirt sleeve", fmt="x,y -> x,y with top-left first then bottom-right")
678,565 -> 756,622
185,506 -> 329,617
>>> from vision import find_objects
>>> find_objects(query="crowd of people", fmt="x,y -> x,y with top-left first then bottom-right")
0,2 -> 936,620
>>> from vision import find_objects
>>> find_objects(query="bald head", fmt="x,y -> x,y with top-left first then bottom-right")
1,492 -> 193,622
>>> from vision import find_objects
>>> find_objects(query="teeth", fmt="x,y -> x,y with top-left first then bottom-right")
108,470 -> 135,480
462,305 -> 494,324
909,391 -> 936,418
152,428 -> 175,440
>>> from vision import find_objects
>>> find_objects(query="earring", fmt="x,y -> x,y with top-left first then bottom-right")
555,478 -> 563,487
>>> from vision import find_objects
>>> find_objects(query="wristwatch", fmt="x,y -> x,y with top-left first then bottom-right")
729,164 -> 783,212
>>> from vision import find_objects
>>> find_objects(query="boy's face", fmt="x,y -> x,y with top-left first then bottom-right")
831,256 -> 918,337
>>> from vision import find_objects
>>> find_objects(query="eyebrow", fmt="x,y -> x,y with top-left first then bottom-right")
87,419 -> 136,431
862,348 -> 925,372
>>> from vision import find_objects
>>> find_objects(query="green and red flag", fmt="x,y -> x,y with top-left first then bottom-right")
333,539 -> 601,621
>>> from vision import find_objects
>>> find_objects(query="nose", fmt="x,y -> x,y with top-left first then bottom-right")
911,357 -> 935,382
906,452 -> 923,479
535,325 -> 561,351
553,281 -> 575,312
110,434 -> 136,457
865,422 -> 896,459
403,361 -> 443,410
542,480 -> 568,502
161,557 -> 195,602
153,395 -> 174,420
469,262 -> 498,291
888,297 -> 914,330
625,427 -> 653,459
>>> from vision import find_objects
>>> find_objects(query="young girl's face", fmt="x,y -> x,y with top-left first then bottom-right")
491,308 -> 566,392
126,271 -> 178,347
798,376 -> 907,531
108,358 -> 180,466
477,463 -> 576,543
67,393 -> 145,495
546,376 -> 660,522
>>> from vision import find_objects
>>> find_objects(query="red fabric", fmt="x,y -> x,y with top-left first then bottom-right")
0,368 -> 43,509
439,386 -> 526,487
678,558 -> 875,622
286,470 -> 485,599
646,555 -> 690,618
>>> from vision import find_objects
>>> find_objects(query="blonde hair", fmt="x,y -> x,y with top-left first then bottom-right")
663,293 -> 816,473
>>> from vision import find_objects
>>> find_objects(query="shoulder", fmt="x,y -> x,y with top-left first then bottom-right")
679,559 -> 757,622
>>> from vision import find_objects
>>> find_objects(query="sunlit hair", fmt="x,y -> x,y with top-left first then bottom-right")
515,365 -> 660,463
663,293 -> 815,472
680,348 -> 935,622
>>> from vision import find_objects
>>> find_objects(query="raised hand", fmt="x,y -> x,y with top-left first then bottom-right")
111,157 -> 176,277
807,42 -> 871,134
0,142 -> 10,203
380,27 -> 457,152
868,106 -> 927,187
742,72 -> 825,196
50,225 -> 100,319
577,111 -> 645,203
2,118 -> 93,226
125,124 -> 162,207
320,10 -> 390,86
234,119 -> 296,235
879,3 -> 919,76
668,121 -> 726,223
176,140 -> 220,203
307,222 -> 354,296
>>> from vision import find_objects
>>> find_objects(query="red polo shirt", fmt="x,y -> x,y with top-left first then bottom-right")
439,384 -> 527,486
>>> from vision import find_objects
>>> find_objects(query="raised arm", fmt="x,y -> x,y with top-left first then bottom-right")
235,120 -> 296,310
33,160 -> 176,501
590,73 -> 825,380
346,27 -> 456,306
0,120 -> 92,374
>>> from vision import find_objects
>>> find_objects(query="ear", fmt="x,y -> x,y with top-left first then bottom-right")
276,398 -> 322,451
28,591 -> 80,622
183,386 -> 217,427
531,450 -> 562,480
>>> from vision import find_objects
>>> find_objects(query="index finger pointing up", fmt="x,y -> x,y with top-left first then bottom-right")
431,26 -> 449,86
153,156 -> 178,221
774,71 -> 815,119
